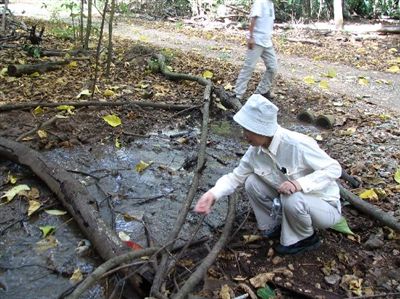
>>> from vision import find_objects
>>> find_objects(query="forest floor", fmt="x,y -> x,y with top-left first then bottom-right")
1,2 -> 400,299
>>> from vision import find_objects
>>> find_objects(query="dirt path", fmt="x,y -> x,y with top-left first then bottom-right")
111,21 -> 400,112
8,1 -> 399,112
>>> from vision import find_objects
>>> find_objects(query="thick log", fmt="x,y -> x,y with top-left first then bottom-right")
377,26 -> 400,34
0,137 -> 146,298
7,61 -> 70,76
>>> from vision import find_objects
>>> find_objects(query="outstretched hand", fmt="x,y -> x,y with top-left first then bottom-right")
194,191 -> 216,214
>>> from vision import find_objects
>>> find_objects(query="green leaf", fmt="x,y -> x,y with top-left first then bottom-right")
330,217 -> 354,235
103,114 -> 122,127
39,225 -> 56,238
303,76 -> 315,84
45,209 -> 67,216
326,68 -> 337,78
395,169 -> 400,184
257,285 -> 276,299
1,184 -> 30,204
202,70 -> 213,79
57,105 -> 75,114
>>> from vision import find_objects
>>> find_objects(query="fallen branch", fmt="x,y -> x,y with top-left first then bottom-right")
16,114 -> 66,142
339,185 -> 400,232
173,193 -> 236,299
0,100 -> 192,112
286,37 -> 323,46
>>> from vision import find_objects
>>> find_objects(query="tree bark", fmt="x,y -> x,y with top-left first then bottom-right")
106,0 -> 116,77
84,0 -> 92,49
7,61 -> 69,76
333,0 -> 343,30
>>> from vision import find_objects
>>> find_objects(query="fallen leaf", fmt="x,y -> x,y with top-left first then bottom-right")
303,76 -> 315,84
57,105 -> 75,114
118,231 -> 130,241
326,68 -> 337,78
387,65 -> 399,73
330,217 -> 354,235
37,129 -> 48,139
28,200 -> 41,216
243,234 -> 262,244
39,225 -> 56,238
76,89 -> 91,98
33,106 -> 44,115
1,184 -> 30,204
103,114 -> 122,127
388,48 -> 398,54
224,83 -> 233,91
358,77 -> 369,85
30,72 -> 40,78
45,209 -> 67,216
68,61 -> 78,68
202,70 -> 213,79
249,272 -> 275,288
115,137 -> 121,148
219,284 -> 232,299
394,169 -> 400,184
70,268 -> 83,283
35,235 -> 59,253
104,89 -> 115,97
125,240 -> 143,250
7,172 -> 17,184
135,160 -> 153,173
319,80 -> 329,89
359,189 -> 379,201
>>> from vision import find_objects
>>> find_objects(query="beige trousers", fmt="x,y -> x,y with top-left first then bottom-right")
245,174 -> 341,246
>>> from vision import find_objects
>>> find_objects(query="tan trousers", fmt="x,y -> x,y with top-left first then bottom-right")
245,174 -> 341,246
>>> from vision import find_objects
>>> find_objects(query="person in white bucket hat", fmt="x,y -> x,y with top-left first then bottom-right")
194,94 -> 342,255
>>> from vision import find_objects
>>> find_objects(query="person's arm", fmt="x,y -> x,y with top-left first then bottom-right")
247,16 -> 257,49
194,149 -> 254,214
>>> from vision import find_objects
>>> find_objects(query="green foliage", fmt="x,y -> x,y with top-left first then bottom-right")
22,45 -> 42,58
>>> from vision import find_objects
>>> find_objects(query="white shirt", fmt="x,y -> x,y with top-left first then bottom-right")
248,0 -> 275,48
210,126 -> 342,203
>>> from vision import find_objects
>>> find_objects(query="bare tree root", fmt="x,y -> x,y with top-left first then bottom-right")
173,193 -> 237,299
0,99 -> 192,112
339,185 -> 400,232
67,247 -> 159,299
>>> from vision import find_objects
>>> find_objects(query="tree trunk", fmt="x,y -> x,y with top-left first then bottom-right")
106,0 -> 116,77
7,61 -> 69,76
80,0 -> 84,45
333,0 -> 343,30
84,0 -> 92,49
1,0 -> 8,32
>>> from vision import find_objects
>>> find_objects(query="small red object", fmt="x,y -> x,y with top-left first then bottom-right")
125,240 -> 143,251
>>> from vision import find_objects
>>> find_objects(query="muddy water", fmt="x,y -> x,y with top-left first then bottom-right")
0,120 -> 319,298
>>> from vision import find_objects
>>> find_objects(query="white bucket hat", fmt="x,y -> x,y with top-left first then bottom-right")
233,94 -> 279,136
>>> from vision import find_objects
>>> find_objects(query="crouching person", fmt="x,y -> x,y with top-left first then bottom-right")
194,94 -> 342,255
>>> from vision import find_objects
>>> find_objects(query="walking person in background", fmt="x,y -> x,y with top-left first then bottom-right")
194,95 -> 342,255
235,0 -> 278,101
